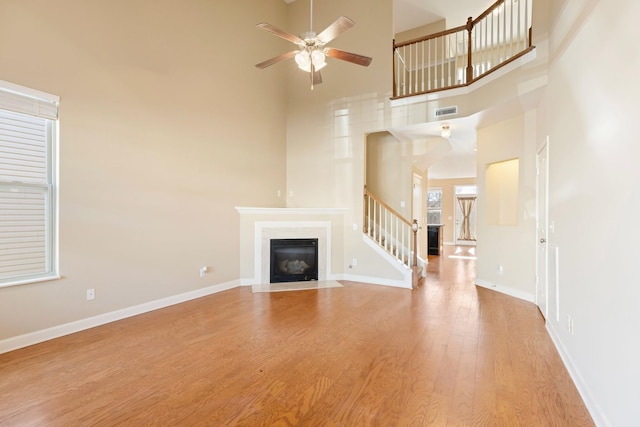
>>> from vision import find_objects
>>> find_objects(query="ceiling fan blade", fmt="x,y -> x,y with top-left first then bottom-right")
317,16 -> 355,44
256,22 -> 303,45
325,48 -> 373,67
255,51 -> 297,69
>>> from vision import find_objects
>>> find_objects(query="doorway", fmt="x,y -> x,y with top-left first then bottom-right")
454,185 -> 477,246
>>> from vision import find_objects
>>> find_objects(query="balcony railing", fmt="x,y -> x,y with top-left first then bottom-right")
392,0 -> 534,99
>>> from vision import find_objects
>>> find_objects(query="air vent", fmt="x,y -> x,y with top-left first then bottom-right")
434,106 -> 458,117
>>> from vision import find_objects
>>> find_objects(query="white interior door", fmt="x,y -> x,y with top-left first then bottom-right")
536,142 -> 549,319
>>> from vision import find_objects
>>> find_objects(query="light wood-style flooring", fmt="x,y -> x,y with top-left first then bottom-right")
0,247 -> 594,426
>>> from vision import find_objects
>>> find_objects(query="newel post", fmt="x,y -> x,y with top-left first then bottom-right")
465,16 -> 474,84
412,219 -> 419,267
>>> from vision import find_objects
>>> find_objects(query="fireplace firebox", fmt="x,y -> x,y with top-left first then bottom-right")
270,238 -> 318,283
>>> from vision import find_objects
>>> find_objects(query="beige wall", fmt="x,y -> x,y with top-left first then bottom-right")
365,131 -> 413,220
0,0 -> 288,339
395,20 -> 446,44
285,0 -> 403,280
427,177 -> 477,244
475,113 -> 537,298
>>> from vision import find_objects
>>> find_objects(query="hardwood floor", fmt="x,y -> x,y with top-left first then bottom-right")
0,247 -> 594,426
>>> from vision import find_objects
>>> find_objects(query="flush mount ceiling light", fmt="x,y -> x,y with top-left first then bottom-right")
441,124 -> 451,139
255,0 -> 372,89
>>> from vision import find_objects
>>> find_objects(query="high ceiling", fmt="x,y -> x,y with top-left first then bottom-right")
284,0 -> 504,180
285,0 -> 496,33
394,0 -> 495,33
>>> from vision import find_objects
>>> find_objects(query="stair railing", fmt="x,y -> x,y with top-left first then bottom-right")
363,186 -> 415,268
392,0 -> 534,99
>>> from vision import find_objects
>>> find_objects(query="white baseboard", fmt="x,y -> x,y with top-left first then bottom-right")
0,279 -> 241,355
475,279 -> 535,303
337,273 -> 412,289
546,323 -> 611,427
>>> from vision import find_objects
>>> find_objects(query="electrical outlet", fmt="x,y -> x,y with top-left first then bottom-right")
199,266 -> 208,278
352,258 -> 358,266
498,265 -> 503,275
86,289 -> 95,301
567,314 -> 574,334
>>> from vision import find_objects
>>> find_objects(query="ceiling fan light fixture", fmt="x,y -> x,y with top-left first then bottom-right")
311,49 -> 327,71
295,50 -> 312,72
441,124 -> 451,139
255,0 -> 372,88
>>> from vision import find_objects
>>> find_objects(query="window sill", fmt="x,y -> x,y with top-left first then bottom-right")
0,274 -> 62,289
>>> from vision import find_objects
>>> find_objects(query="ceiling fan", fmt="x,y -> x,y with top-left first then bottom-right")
255,0 -> 373,89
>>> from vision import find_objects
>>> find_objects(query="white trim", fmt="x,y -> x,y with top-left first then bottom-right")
253,221 -> 332,285
0,79 -> 59,104
546,322 -> 611,427
390,48 -> 537,107
0,275 -> 61,289
475,279 -> 535,303
362,234 -> 413,288
0,279 -> 240,355
236,207 -> 347,215
338,273 -> 412,289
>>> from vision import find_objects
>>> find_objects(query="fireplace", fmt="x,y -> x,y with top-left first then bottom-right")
270,238 -> 319,283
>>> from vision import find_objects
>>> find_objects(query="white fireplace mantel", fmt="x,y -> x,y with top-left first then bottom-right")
235,207 -> 348,215
236,207 -> 347,285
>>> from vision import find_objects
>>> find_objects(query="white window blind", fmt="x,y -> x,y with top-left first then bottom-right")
0,81 -> 59,287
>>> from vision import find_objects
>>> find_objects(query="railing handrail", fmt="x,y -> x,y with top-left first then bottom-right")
394,23 -> 468,49
363,186 -> 417,269
392,0 -> 534,99
472,0 -> 508,26
364,186 -> 412,227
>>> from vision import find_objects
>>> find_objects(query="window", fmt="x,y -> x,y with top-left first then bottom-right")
0,81 -> 59,287
426,187 -> 442,224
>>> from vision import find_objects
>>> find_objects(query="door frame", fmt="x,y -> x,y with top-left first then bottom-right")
412,173 -> 425,259
535,139 -> 549,320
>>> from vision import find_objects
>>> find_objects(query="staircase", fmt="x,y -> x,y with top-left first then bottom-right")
363,187 -> 423,288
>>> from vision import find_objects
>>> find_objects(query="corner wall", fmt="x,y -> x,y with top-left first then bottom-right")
0,0 -> 288,341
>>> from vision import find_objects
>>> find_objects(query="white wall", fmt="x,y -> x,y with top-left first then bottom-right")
545,0 -> 640,425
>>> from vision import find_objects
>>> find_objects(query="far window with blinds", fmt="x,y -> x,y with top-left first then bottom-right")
0,81 -> 59,287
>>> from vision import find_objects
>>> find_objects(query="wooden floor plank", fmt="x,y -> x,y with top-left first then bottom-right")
0,246 -> 594,426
